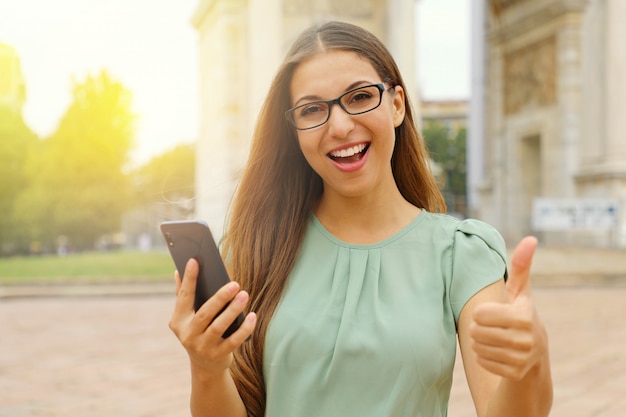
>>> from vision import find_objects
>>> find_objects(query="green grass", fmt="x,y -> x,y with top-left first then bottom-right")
0,250 -> 175,284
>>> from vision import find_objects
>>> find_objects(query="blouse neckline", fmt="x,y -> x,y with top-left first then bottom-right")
311,209 -> 428,249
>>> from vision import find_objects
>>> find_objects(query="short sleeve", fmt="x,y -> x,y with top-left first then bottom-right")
449,219 -> 508,324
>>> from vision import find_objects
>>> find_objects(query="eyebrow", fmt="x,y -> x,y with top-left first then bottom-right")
293,80 -> 373,106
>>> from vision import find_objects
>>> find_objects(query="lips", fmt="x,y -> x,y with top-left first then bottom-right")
328,143 -> 370,163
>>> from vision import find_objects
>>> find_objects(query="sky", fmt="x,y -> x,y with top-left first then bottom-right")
416,0 -> 471,99
0,0 -> 469,166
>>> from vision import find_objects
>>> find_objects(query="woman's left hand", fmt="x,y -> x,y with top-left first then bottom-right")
469,236 -> 549,381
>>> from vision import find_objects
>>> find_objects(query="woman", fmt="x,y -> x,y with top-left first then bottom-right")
169,21 -> 552,417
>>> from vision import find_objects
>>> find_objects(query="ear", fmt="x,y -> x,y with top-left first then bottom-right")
391,85 -> 406,128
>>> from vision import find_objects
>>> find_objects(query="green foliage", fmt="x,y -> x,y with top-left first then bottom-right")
422,121 -> 467,215
131,143 -> 196,212
0,68 -> 196,257
12,71 -> 136,252
0,106 -> 38,253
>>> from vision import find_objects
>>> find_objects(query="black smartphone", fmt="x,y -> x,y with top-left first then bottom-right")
160,220 -> 245,338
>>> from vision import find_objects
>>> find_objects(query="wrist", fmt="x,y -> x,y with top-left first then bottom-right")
189,359 -> 232,386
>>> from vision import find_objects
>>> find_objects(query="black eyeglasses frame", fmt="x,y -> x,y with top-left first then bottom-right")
285,83 -> 392,131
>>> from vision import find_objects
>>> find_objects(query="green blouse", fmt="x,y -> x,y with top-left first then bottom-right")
263,211 -> 507,417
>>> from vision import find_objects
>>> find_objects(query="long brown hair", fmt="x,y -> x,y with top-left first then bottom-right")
222,21 -> 445,417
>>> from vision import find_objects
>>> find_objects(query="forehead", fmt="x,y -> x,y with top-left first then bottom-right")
290,50 -> 380,98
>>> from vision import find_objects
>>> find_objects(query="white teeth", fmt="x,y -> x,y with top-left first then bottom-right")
330,144 -> 367,158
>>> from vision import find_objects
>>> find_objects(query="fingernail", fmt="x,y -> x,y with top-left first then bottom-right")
235,291 -> 249,303
226,282 -> 239,293
185,259 -> 196,272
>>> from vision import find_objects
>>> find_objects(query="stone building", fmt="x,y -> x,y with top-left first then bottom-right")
421,99 -> 468,133
470,0 -> 626,248
191,0 -> 419,236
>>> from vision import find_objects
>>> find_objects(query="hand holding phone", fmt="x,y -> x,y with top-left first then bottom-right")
160,220 -> 245,339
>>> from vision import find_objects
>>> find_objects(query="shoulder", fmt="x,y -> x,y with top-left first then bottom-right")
423,213 -> 508,321
419,211 -> 507,276
421,212 -> 504,247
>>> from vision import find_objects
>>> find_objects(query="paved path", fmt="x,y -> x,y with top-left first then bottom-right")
1,287 -> 625,416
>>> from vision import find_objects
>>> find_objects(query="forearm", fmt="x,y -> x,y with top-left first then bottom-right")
189,364 -> 248,417
485,355 -> 553,417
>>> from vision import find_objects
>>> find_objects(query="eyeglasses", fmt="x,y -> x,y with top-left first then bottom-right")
285,83 -> 391,130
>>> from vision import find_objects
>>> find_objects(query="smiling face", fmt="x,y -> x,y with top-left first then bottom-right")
289,50 -> 406,201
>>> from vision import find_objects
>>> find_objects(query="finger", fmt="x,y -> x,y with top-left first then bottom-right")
473,339 -> 530,365
174,269 -> 182,295
200,289 -> 250,339
192,281 -> 241,331
169,260 -> 200,337
174,258 -> 199,314
221,312 -> 257,348
506,236 -> 538,301
473,301 -> 534,329
205,311 -> 258,361
475,356 -> 528,381
471,321 -> 534,350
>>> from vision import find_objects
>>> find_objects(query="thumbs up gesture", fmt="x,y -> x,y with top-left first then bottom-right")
470,236 -> 550,381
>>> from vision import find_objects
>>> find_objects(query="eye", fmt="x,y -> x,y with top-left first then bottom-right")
297,102 -> 327,118
343,87 -> 375,107
351,90 -> 374,103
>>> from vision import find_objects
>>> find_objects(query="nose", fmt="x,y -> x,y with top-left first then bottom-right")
326,102 -> 355,138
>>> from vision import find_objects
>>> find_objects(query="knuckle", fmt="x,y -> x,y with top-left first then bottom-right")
194,307 -> 212,323
511,315 -> 532,330
206,323 -> 225,339
178,333 -> 194,349
177,286 -> 191,299
168,319 -> 177,333
509,338 -> 529,351
510,354 -> 527,369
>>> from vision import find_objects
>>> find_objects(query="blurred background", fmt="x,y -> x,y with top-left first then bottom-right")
1,0 -> 624,265
1,1 -> 625,416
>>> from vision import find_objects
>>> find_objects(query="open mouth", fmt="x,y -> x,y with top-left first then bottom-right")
328,143 -> 370,164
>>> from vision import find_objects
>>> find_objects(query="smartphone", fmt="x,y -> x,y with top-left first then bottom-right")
160,220 -> 245,338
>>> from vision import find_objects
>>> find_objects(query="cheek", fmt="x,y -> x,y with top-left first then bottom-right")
297,136 -> 321,168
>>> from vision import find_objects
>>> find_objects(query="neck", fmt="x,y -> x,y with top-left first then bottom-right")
314,184 -> 421,244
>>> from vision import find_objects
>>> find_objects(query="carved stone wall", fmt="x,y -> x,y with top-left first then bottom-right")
480,0 -> 589,246
504,36 -> 556,115
490,0 -> 529,16
283,0 -> 375,17
478,0 -> 626,247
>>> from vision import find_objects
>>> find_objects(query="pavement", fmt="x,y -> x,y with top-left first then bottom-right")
1,245 -> 625,416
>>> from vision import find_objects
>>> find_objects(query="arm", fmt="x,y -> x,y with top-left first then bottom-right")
169,259 -> 257,417
457,237 -> 553,417
189,365 -> 247,417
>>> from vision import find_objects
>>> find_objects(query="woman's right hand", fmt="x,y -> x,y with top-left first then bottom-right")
169,258 -> 257,378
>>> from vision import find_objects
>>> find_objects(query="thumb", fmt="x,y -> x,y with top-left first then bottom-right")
505,236 -> 538,302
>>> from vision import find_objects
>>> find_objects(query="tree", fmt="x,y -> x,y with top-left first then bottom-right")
131,143 -> 196,211
0,106 -> 38,254
422,121 -> 467,216
14,71 -> 136,251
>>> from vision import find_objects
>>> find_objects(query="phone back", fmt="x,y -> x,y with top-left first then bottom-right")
160,220 -> 230,312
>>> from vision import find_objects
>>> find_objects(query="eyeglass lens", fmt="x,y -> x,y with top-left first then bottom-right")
289,84 -> 383,130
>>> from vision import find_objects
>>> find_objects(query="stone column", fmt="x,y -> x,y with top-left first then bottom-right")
248,0 -> 282,133
605,0 -> 626,165
556,13 -> 584,198
192,0 -> 248,237
580,0 -> 606,168
468,0 -> 487,216
388,0 -> 419,115
605,0 -> 626,246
